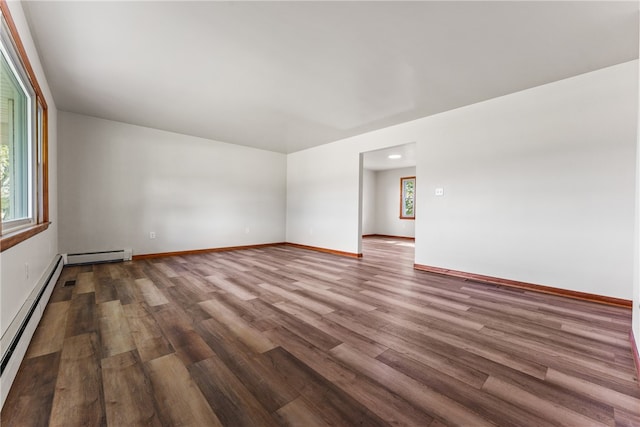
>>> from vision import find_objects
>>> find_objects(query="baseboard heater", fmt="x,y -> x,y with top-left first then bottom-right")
1,255 -> 63,409
64,249 -> 132,265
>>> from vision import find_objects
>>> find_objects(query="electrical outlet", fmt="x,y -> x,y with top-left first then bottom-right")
149,231 -> 156,239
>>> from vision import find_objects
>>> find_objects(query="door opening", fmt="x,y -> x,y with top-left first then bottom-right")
359,142 -> 416,260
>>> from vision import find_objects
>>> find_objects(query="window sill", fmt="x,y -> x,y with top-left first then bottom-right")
1,222 -> 50,252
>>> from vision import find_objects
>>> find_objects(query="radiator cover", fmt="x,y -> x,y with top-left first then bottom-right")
64,249 -> 132,265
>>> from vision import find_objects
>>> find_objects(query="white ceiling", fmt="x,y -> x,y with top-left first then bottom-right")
363,143 -> 416,171
23,1 -> 638,154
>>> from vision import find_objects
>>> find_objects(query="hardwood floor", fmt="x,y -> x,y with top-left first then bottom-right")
2,237 -> 639,426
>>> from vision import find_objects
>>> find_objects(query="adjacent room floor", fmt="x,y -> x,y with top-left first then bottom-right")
2,237 -> 639,426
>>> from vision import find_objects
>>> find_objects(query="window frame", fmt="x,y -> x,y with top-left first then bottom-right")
0,0 -> 49,252
399,176 -> 415,220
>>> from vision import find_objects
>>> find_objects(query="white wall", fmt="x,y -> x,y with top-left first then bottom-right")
0,1 -> 59,345
0,1 -> 59,409
287,60 -> 637,299
362,168 -> 376,235
417,62 -> 636,299
288,139 -> 381,255
58,112 -> 286,256
375,167 -> 416,238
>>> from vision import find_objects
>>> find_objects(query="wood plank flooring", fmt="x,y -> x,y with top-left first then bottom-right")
2,237 -> 639,426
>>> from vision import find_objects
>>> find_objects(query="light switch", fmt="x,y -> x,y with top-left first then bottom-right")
435,187 -> 444,196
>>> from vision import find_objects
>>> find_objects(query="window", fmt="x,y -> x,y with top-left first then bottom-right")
400,176 -> 415,219
0,1 -> 49,251
2,44 -> 31,226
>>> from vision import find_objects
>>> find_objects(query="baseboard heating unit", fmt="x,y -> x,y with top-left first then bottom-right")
64,249 -> 132,265
0,255 -> 64,410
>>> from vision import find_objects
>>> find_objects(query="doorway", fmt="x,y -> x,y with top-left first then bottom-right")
359,142 -> 416,261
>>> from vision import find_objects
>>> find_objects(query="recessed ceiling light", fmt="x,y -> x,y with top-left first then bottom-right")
388,154 -> 402,159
